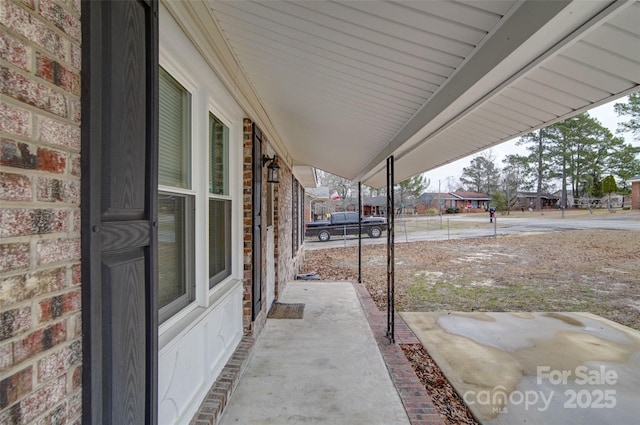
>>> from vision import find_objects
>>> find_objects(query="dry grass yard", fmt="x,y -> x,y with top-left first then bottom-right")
301,229 -> 640,331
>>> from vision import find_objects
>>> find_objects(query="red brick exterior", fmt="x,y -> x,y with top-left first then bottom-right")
242,119 -> 266,336
0,1 -> 82,424
275,165 -> 304,299
242,119 -> 305,335
631,180 -> 640,210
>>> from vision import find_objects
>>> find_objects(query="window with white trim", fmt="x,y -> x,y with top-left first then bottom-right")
158,64 -> 238,323
158,67 -> 195,321
208,113 -> 231,288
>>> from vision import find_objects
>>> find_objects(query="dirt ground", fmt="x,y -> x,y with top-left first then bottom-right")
301,229 -> 640,331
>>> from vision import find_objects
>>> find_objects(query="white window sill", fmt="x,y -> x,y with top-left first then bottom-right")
159,278 -> 242,352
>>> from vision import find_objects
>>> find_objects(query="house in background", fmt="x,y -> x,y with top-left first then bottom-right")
1,1 -> 638,425
417,192 -> 457,213
363,196 -> 388,217
517,192 -> 559,209
450,192 -> 491,211
553,189 -> 576,209
599,193 -> 628,209
305,187 -> 331,221
417,192 -> 490,213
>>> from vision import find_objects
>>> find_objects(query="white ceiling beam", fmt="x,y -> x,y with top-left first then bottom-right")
354,0 -> 575,184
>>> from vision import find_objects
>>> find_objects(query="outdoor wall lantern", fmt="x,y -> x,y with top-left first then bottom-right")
263,154 -> 280,184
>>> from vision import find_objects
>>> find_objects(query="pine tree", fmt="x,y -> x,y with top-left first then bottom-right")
615,92 -> 640,141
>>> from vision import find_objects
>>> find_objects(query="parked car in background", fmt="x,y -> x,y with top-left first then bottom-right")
305,212 -> 387,242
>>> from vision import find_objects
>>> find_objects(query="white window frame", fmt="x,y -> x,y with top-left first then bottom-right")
206,107 -> 233,289
157,64 -> 198,324
158,51 -> 243,332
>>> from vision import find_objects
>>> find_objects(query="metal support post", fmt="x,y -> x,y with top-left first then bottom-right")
386,156 -> 395,344
358,181 -> 362,283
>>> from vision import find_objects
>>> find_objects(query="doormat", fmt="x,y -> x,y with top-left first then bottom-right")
267,302 -> 305,319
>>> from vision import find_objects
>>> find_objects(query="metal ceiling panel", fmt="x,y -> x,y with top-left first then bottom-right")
198,0 -> 639,187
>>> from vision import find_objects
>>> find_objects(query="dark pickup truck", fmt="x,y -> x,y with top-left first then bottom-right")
305,212 -> 387,242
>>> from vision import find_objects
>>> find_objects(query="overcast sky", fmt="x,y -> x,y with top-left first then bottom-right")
422,96 -> 637,191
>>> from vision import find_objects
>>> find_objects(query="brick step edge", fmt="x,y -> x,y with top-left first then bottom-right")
354,283 -> 446,425
189,336 -> 256,425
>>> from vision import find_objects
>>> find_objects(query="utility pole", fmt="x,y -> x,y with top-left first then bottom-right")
438,179 -> 442,229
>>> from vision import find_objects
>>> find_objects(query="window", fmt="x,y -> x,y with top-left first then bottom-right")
158,67 -> 194,322
208,113 -> 231,288
158,64 -> 238,322
292,177 -> 300,255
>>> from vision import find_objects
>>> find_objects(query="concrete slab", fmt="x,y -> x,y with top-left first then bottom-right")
219,282 -> 410,425
401,312 -> 640,425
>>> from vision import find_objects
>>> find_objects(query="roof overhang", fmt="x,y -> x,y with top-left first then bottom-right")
168,1 -> 640,188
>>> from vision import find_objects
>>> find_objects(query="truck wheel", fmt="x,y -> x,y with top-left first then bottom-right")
318,230 -> 331,242
368,226 -> 382,238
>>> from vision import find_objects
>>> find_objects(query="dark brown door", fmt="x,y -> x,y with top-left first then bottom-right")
81,1 -> 158,424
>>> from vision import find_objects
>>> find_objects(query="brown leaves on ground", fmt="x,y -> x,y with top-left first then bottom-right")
401,344 -> 479,425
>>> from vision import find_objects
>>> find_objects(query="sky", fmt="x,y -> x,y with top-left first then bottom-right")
421,96 -> 637,191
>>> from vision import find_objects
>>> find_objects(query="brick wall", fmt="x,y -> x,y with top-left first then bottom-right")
242,119 -> 267,336
632,181 -> 640,209
0,0 -> 82,424
242,119 -> 304,333
275,165 -> 304,300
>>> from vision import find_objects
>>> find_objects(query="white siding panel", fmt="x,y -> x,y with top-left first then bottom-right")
607,2 -> 640,34
492,94 -> 558,122
334,1 -> 487,46
454,0 -> 518,16
237,56 -> 420,120
583,24 -> 640,62
459,118 -> 512,140
466,113 -> 523,136
213,5 -> 448,86
445,125 -> 503,144
544,56 -> 634,95
503,87 -> 573,117
217,1 -> 457,76
227,35 -> 430,105
234,50 -> 423,113
219,20 -> 441,92
289,1 -> 470,66
563,42 -> 640,84
484,102 -> 540,128
528,68 -> 610,102
394,0 -> 505,31
516,78 -> 592,109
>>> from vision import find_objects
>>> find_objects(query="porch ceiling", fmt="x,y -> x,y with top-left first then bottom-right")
204,0 -> 640,188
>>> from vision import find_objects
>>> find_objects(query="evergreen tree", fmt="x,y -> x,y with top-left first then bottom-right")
607,143 -> 640,198
601,175 -> 618,210
460,153 -> 500,195
396,174 -> 429,211
615,92 -> 640,141
515,128 -> 557,210
547,113 -> 623,206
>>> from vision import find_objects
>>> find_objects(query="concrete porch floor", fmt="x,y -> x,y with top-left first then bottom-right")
218,281 -> 438,425
402,312 -> 640,425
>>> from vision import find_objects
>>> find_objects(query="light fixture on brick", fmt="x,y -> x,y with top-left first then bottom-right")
262,154 -> 280,184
